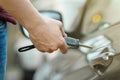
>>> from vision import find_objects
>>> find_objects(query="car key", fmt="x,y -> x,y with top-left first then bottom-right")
18,37 -> 92,52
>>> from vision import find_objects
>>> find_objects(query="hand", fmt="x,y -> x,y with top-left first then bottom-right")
27,17 -> 67,54
0,0 -> 67,54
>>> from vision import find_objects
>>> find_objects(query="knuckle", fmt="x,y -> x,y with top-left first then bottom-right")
45,49 -> 50,52
57,21 -> 62,27
37,48 -> 45,52
47,48 -> 54,53
37,47 -> 47,52
58,40 -> 64,47
50,46 -> 58,51
37,46 -> 56,53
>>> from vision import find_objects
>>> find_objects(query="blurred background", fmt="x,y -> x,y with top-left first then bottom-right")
6,0 -> 120,80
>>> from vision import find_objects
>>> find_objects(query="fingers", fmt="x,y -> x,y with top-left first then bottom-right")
37,40 -> 67,54
58,37 -> 68,54
31,37 -> 67,54
57,21 -> 67,37
53,20 -> 67,54
60,26 -> 67,37
29,19 -> 68,54
47,46 -> 58,53
30,36 -> 59,53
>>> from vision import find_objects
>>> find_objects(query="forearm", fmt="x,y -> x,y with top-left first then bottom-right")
0,0 -> 44,30
0,0 -> 68,54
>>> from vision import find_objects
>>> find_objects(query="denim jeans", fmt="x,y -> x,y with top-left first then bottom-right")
0,20 -> 7,80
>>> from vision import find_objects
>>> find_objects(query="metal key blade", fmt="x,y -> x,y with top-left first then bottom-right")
79,43 -> 93,49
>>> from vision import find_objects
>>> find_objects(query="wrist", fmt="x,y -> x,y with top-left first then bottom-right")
23,14 -> 45,32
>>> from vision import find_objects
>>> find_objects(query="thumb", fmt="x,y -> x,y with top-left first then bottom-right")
60,26 -> 67,37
